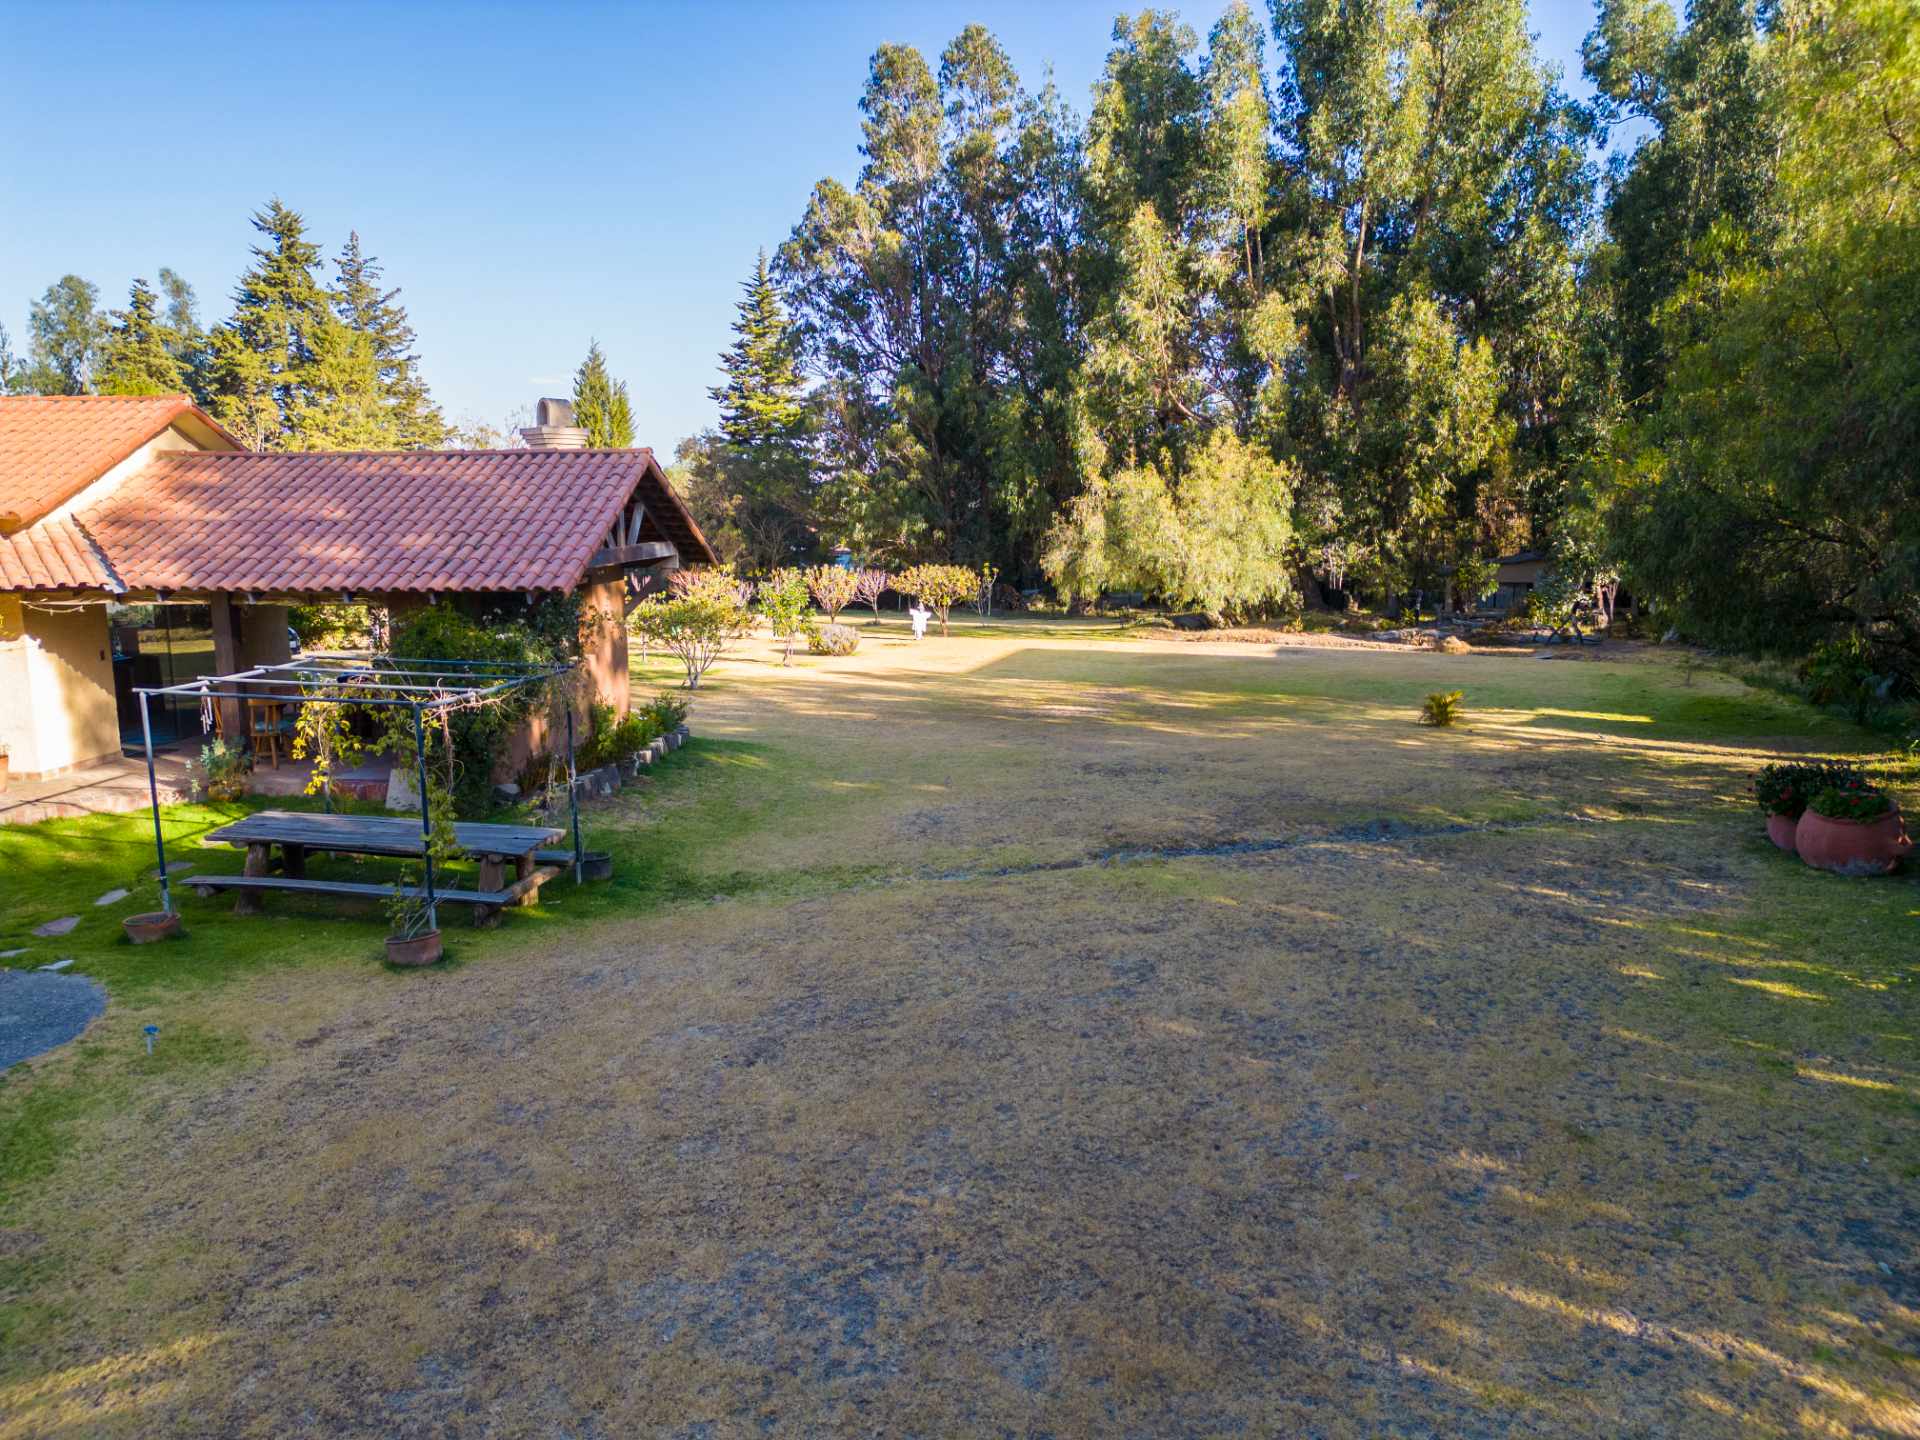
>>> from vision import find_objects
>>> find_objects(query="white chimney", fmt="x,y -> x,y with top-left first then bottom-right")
520,397 -> 590,450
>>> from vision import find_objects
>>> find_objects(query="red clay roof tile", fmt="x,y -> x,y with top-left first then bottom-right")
0,395 -> 236,527
0,516 -> 118,591
74,446 -> 716,596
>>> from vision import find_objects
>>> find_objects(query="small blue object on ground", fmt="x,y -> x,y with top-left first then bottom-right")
0,968 -> 107,1070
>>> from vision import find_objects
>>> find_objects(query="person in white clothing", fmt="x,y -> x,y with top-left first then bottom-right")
908,605 -> 932,640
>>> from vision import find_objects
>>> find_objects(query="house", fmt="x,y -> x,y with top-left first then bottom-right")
1488,549 -> 1548,613
0,395 -> 716,781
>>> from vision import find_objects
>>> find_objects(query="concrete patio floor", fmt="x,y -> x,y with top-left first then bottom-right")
0,753 -> 193,826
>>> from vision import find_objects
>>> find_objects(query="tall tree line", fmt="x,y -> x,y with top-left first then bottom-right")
683,1 -> 1605,619
683,0 -> 1914,672
5,200 -> 446,451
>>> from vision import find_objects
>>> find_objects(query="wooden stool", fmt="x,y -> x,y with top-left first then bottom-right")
247,699 -> 287,768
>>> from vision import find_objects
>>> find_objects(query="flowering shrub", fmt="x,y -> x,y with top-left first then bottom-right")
805,565 -> 861,621
1751,759 -> 1861,817
1806,780 -> 1893,822
893,563 -> 977,635
853,568 -> 890,615
808,623 -> 861,656
629,588 -> 754,689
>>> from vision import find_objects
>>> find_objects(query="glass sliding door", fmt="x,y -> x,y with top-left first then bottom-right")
110,602 -> 220,749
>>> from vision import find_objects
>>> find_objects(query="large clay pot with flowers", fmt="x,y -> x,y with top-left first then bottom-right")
1795,783 -> 1911,876
1751,759 -> 1862,855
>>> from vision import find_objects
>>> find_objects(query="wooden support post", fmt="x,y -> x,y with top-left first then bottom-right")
235,840 -> 270,914
208,595 -> 246,750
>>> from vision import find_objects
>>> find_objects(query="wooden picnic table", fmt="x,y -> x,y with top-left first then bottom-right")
198,810 -> 571,925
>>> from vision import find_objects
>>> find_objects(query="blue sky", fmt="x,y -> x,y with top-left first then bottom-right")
1,0 -> 1606,453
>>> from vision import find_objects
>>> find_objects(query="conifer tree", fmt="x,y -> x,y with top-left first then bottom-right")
713,252 -> 809,453
95,278 -> 189,396
333,232 -> 447,448
209,200 -> 332,449
707,252 -> 814,568
572,341 -> 635,447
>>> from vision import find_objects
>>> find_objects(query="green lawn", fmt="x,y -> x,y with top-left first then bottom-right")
1,631 -> 1915,1437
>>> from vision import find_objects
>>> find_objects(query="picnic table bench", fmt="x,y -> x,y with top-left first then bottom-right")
196,810 -> 572,925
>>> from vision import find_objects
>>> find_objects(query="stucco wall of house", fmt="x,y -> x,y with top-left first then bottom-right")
0,598 -> 118,778
498,579 -> 631,783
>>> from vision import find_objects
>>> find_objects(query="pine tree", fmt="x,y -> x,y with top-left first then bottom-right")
706,253 -> 814,567
712,252 -> 809,453
283,317 -> 391,450
572,341 -> 635,447
95,278 -> 189,396
333,232 -> 447,448
209,200 -> 332,449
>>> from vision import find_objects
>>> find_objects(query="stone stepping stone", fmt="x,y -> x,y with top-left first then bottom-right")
38,959 -> 73,972
93,888 -> 130,908
0,949 -> 26,960
31,917 -> 79,938
150,862 -> 194,880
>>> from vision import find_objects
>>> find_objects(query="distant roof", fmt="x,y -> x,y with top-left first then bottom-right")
77,446 -> 716,596
0,395 -> 236,531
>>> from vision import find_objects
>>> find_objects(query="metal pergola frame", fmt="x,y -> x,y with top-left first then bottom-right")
135,654 -> 581,931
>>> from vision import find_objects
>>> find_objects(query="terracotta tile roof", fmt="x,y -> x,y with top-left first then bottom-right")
77,446 -> 717,596
0,395 -> 236,528
0,516 -> 119,592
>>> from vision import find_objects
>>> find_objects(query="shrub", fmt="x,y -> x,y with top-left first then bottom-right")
289,601 -> 377,651
893,563 -> 977,636
1807,783 -> 1893,822
808,623 -> 861,656
638,689 -> 690,736
629,588 -> 754,689
1419,690 -> 1465,727
805,565 -> 861,621
759,568 -> 811,665
853,567 -> 890,616
385,596 -> 587,816
199,737 -> 252,800
1801,634 -> 1888,723
1752,759 -> 1861,818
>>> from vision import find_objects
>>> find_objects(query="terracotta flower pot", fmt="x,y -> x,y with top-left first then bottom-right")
1794,807 -> 1911,876
385,929 -> 444,967
1766,813 -> 1800,852
124,911 -> 182,944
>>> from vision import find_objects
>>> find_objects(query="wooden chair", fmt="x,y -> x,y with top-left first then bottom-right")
247,699 -> 287,768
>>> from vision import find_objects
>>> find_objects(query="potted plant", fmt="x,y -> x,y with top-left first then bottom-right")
385,869 -> 444,966
200,738 -> 252,802
124,909 -> 182,943
1795,780 -> 1911,875
383,779 -> 462,965
1752,760 -> 1860,851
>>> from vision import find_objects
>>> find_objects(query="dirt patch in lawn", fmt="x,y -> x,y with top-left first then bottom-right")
2,637 -> 1914,1438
